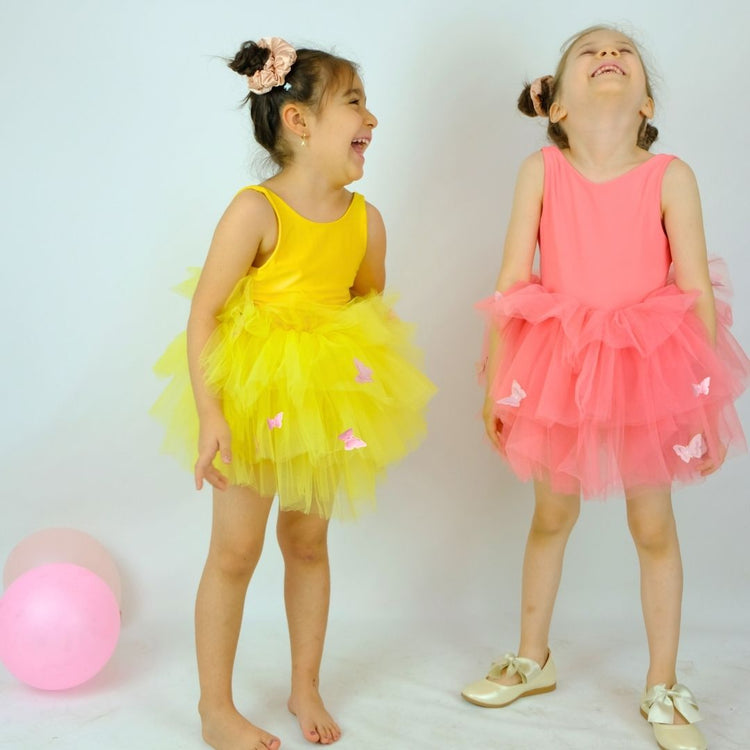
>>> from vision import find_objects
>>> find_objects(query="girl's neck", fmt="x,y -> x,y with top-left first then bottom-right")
264,165 -> 352,223
563,103 -> 647,179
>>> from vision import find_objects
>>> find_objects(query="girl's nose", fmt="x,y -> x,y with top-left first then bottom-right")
598,47 -> 620,58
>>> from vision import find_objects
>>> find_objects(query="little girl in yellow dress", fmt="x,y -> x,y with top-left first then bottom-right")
152,37 -> 434,750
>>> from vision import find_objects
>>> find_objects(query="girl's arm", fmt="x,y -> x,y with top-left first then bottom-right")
187,189 -> 276,490
662,159 -> 716,344
483,152 -> 544,448
662,159 -> 723,475
351,202 -> 386,296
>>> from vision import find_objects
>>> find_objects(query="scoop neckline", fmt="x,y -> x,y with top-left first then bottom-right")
256,186 -> 358,225
552,147 -> 661,185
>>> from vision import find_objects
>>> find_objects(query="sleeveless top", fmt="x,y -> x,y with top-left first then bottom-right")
539,146 -> 676,310
239,186 -> 368,307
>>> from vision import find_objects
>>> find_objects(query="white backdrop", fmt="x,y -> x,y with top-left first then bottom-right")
1,0 -> 749,743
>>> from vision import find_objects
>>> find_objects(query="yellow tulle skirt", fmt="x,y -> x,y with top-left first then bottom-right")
151,273 -> 436,518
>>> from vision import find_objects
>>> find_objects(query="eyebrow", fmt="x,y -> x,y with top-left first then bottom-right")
342,87 -> 364,97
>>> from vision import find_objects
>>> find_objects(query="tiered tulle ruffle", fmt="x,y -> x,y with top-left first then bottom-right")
477,262 -> 749,498
152,271 -> 436,518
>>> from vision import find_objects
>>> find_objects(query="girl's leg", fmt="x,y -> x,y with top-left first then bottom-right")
494,479 -> 580,685
276,510 -> 341,745
625,487 -> 683,692
196,484 -> 279,750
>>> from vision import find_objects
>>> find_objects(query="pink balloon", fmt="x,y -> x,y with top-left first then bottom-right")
0,563 -> 121,690
3,528 -> 121,606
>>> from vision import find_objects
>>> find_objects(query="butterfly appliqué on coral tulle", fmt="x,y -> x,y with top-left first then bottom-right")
267,412 -> 284,430
353,358 -> 373,383
497,380 -> 526,407
673,433 -> 707,463
338,428 -> 367,450
692,377 -> 710,396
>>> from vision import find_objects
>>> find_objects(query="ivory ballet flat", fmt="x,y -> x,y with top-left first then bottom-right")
461,651 -> 556,708
640,683 -> 707,750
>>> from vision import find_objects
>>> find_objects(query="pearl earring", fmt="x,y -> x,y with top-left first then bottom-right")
300,134 -> 307,147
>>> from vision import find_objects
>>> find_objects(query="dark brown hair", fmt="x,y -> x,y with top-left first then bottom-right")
518,25 -> 658,150
228,40 -> 359,168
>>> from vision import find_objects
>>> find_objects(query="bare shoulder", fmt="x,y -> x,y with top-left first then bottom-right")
364,199 -> 385,229
364,200 -> 386,254
224,186 -> 277,226
520,149 -> 545,173
663,157 -> 699,191
515,151 -> 545,194
662,158 -> 701,209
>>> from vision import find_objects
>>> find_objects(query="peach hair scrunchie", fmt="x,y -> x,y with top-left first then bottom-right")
530,75 -> 553,117
246,37 -> 297,95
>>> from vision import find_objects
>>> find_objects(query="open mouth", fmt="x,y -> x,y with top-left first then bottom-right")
592,63 -> 625,78
351,137 -> 371,156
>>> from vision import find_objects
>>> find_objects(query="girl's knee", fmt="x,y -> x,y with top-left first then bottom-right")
628,512 -> 677,552
208,536 -> 265,579
277,514 -> 329,564
531,502 -> 580,536
626,490 -> 677,552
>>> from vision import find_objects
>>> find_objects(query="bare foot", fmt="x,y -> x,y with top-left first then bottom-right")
200,703 -> 281,750
288,690 -> 341,745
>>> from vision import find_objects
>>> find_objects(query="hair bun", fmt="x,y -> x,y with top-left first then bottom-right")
517,77 -> 553,118
639,123 -> 659,150
517,84 -> 537,117
228,40 -> 270,77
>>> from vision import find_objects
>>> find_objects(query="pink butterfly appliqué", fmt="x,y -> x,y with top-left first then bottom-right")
497,380 -> 526,407
353,358 -> 373,383
338,428 -> 367,451
673,433 -> 707,463
267,412 -> 284,430
692,377 -> 710,397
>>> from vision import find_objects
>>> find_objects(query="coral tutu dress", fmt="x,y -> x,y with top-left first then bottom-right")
152,186 -> 436,518
479,146 -> 749,498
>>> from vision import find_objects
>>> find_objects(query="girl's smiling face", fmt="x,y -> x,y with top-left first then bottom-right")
305,74 -> 378,183
551,29 -> 654,126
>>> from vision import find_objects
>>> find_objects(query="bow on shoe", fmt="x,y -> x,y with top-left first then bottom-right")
488,652 -> 541,684
643,684 -> 703,725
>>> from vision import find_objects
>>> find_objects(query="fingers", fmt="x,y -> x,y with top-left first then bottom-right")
194,465 -> 229,491
484,416 -> 503,450
194,445 -> 229,491
699,443 -> 728,476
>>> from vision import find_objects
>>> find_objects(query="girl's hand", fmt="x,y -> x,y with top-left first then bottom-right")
483,395 -> 503,450
697,441 -> 727,476
194,414 -> 233,491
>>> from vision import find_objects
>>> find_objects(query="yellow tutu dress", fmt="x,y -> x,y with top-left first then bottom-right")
151,186 -> 436,518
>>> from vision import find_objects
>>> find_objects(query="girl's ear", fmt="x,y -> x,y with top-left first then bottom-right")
280,103 -> 308,138
549,101 -> 566,124
640,96 -> 655,120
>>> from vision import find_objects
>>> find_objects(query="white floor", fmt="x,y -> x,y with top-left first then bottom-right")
2,611 -> 748,750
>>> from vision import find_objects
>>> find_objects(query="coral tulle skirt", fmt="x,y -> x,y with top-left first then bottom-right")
152,272 -> 436,518
478,263 -> 749,498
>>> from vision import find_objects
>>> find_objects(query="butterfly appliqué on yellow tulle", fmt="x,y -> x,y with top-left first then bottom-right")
338,428 -> 367,450
267,412 -> 284,430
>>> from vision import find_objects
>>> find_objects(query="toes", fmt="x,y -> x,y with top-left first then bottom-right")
304,727 -> 321,743
319,724 -> 338,744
